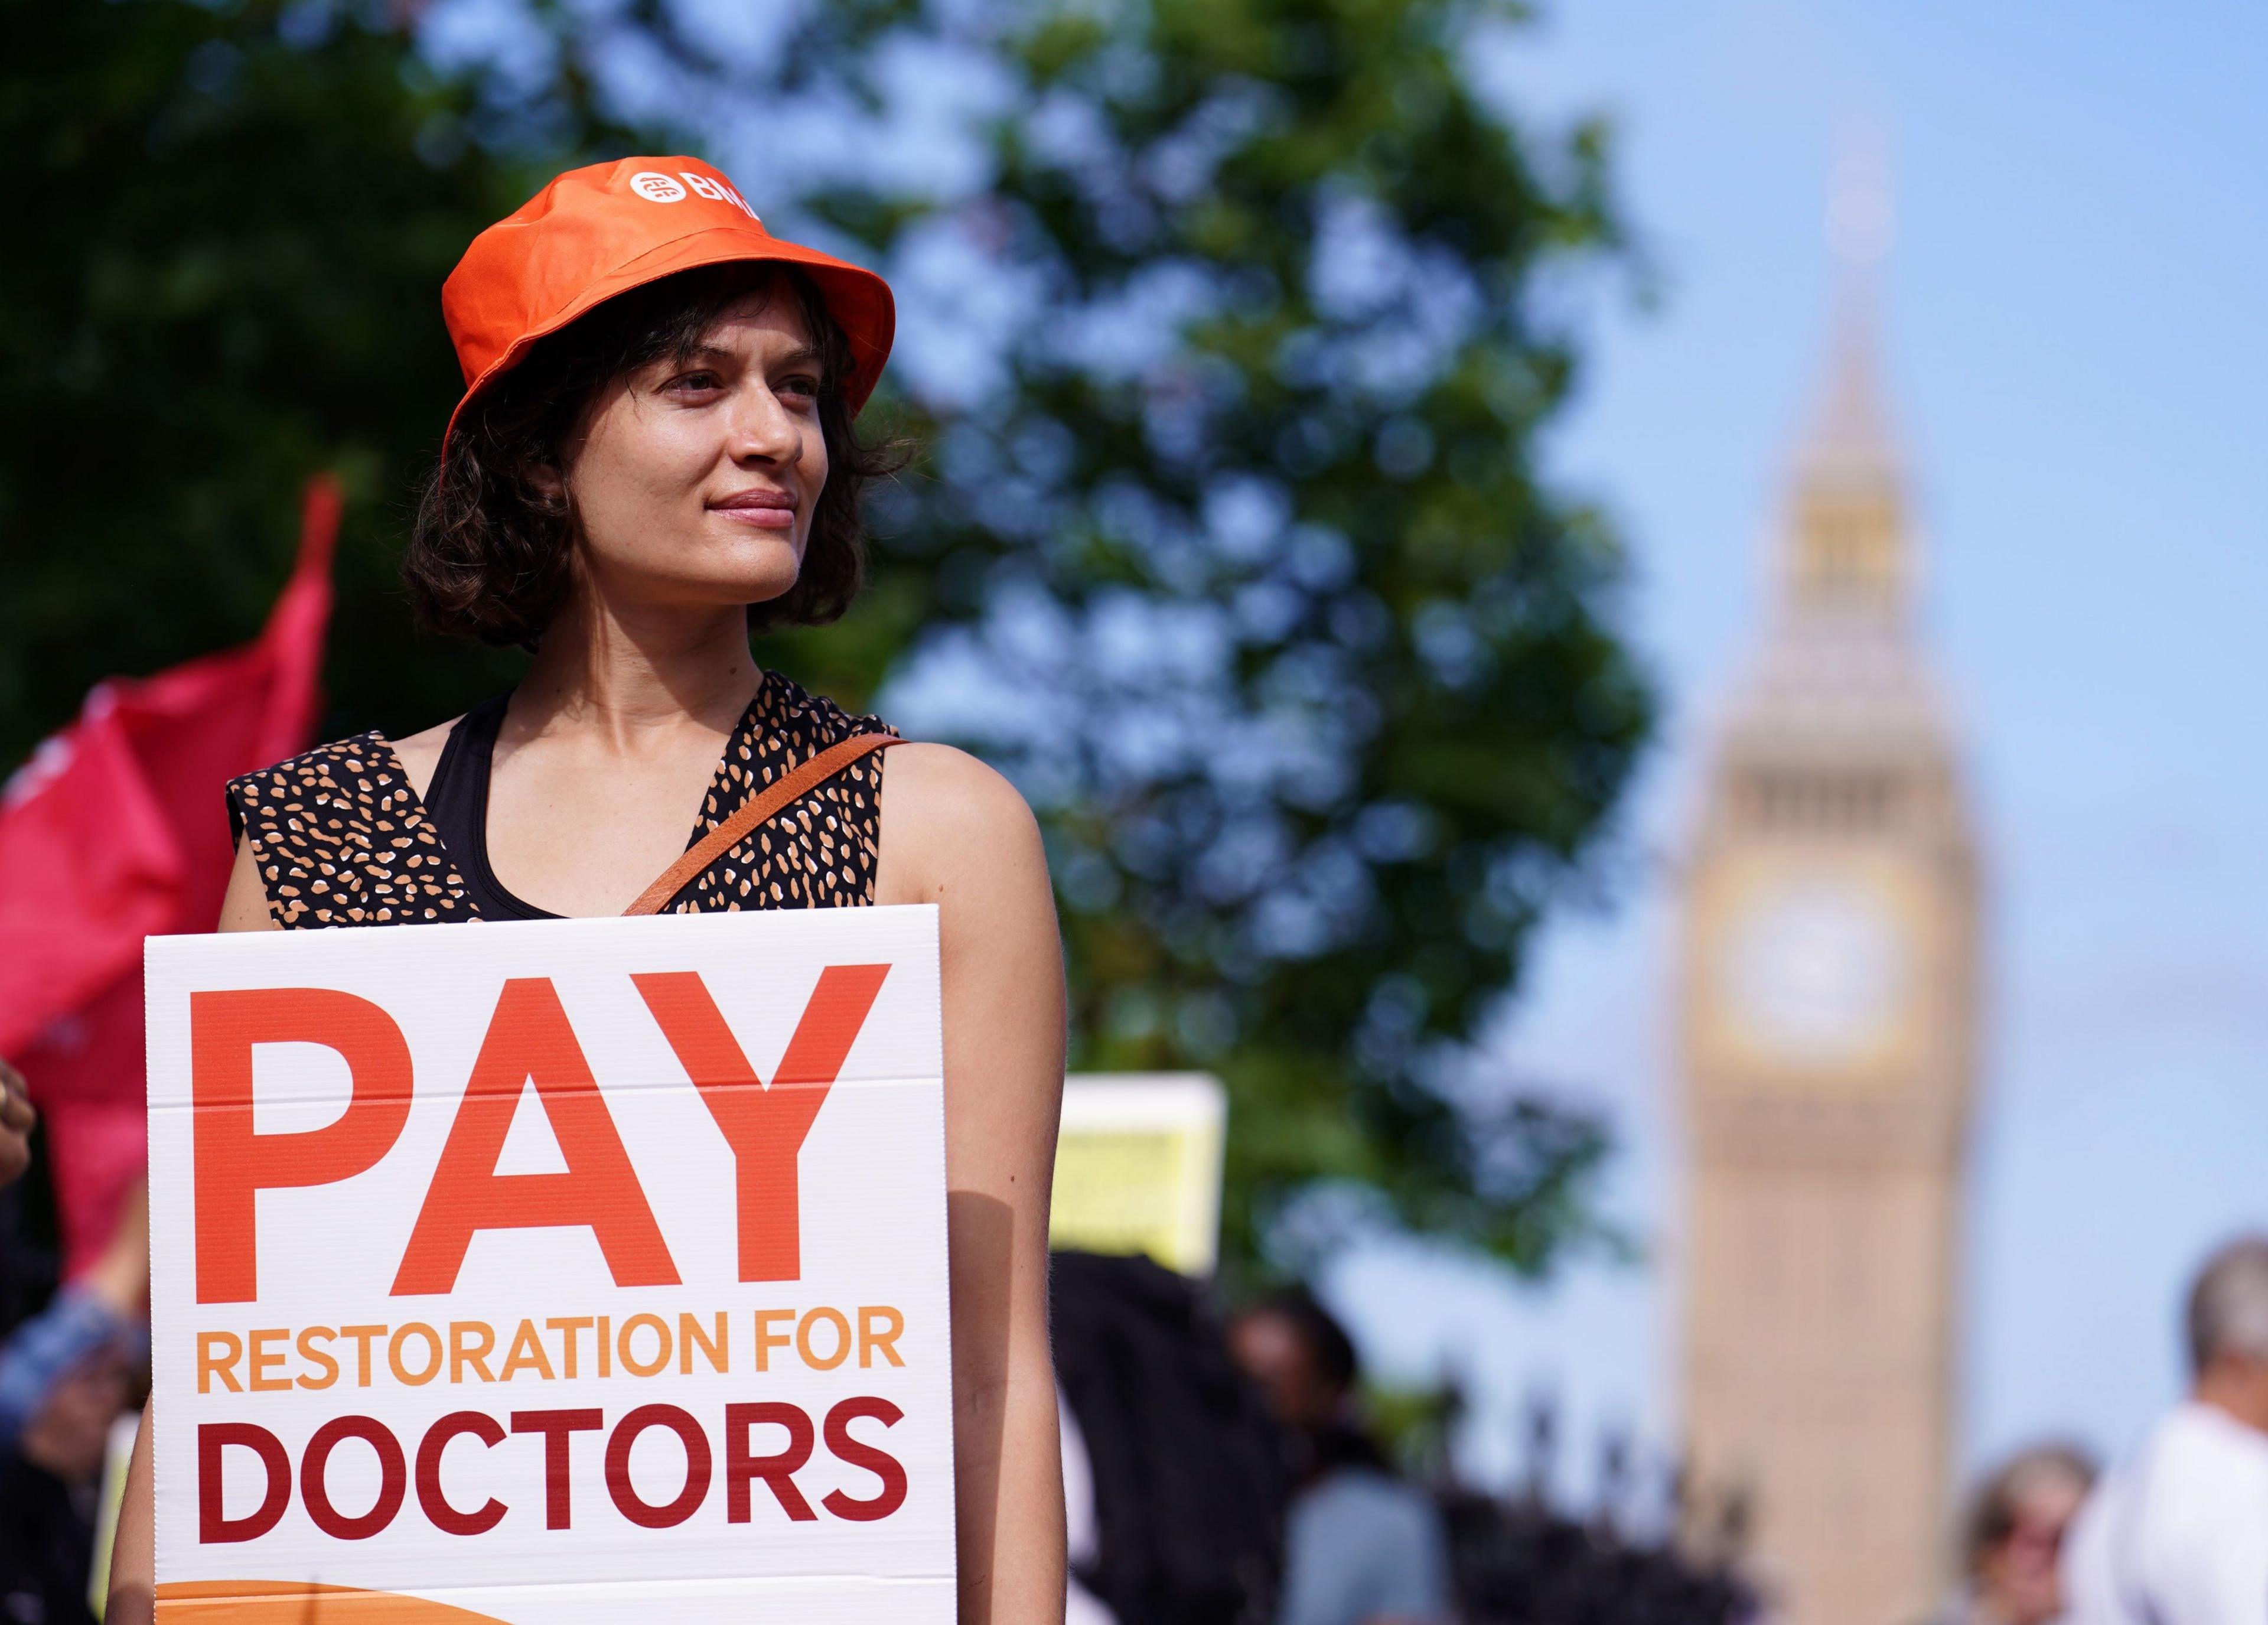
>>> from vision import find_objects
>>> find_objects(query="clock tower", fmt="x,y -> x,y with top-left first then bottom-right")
1677,293 -> 1978,1625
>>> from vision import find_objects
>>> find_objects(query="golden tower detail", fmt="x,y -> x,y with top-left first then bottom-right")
1677,300 -> 1979,1625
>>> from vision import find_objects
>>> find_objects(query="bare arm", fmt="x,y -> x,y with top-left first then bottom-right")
109,1401 -> 154,1623
109,838 -> 279,1624
876,744 -> 1068,1624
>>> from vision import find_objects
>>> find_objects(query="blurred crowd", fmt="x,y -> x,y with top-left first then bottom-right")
7,1058 -> 2268,1625
1050,1250 -> 1749,1625
1,1059 -> 147,1624
1900,1238 -> 2268,1625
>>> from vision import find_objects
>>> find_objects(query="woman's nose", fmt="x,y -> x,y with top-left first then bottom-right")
726,383 -> 802,466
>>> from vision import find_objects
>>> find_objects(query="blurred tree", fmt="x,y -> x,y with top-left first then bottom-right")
1,0 -> 1650,1279
0,0 -> 628,765
670,0 -> 1657,1274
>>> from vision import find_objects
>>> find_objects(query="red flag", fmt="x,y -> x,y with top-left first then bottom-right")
0,478 -> 338,1273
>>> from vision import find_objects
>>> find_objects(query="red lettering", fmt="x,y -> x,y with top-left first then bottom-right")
394,979 -> 678,1295
510,1408 -> 603,1530
633,966 -> 888,1282
191,988 -> 412,1303
724,1401 -> 817,1523
605,1404 -> 712,1529
197,1422 -> 291,1544
301,1415 -> 406,1541
417,1411 -> 508,1536
821,1396 -> 908,1522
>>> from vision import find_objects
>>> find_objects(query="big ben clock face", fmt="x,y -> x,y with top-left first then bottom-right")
1713,866 -> 1915,1068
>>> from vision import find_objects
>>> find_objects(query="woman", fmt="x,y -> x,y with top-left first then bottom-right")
1925,1443 -> 2094,1625
108,157 -> 1068,1621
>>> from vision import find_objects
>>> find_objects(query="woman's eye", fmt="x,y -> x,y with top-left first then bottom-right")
779,374 -> 822,402
669,370 -> 724,394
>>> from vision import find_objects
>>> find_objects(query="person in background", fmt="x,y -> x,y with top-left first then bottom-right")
0,1132 -> 146,1623
1227,1289 -> 1451,1625
0,1180 -> 146,1450
0,1059 -> 34,1187
2064,1236 -> 2268,1625
1054,1250 -> 1290,1624
1923,1444 -> 2096,1625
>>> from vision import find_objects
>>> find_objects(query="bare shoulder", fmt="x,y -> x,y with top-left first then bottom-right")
875,743 -> 1047,907
217,836 -> 282,933
882,743 -> 1039,842
384,717 -> 462,801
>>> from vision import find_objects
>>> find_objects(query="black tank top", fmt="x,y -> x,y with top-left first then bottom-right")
423,693 -> 552,920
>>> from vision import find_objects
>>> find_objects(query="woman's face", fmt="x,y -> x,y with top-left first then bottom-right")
1979,1467 -> 2089,1625
555,288 -> 829,616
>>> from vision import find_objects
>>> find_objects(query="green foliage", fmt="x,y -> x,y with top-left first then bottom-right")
0,0 -> 630,763
1363,1376 -> 1462,1480
1,0 -> 1650,1280
700,0 -> 1654,1275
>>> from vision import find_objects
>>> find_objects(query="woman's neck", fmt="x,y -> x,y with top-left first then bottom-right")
514,591 -> 762,750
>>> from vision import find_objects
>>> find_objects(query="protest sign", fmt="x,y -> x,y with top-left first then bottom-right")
143,907 -> 953,1622
1048,1074 -> 1226,1275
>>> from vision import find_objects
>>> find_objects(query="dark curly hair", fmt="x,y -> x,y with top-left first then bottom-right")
406,260 -> 902,648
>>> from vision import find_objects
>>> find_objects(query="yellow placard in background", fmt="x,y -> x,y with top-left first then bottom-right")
1049,1074 -> 1226,1276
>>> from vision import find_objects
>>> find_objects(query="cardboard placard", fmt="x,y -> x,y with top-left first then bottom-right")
144,908 -> 953,1622
1049,1074 -> 1226,1276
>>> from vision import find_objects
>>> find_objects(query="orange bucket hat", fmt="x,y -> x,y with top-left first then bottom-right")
440,156 -> 896,457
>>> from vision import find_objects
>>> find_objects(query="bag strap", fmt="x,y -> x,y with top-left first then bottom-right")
622,733 -> 904,917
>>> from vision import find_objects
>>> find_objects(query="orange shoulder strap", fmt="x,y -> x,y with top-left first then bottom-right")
621,733 -> 903,917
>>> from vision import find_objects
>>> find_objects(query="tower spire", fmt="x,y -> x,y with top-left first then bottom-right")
1780,141 -> 1909,620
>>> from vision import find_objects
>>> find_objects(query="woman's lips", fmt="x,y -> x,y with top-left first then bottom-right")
710,490 -> 796,530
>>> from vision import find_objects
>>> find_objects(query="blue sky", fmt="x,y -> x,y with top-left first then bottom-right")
1331,0 -> 2268,1505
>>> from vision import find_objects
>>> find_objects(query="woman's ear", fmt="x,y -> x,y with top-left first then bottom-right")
522,457 -> 572,516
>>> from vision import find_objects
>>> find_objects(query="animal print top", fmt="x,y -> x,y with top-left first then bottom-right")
224,670 -> 895,927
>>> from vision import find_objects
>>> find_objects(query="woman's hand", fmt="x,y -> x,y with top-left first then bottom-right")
0,1056 -> 35,1187
877,744 -> 1070,1624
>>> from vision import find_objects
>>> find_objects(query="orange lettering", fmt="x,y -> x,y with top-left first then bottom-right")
191,988 -> 412,1304
197,1331 -> 243,1395
392,979 -> 678,1295
618,1313 -> 672,1377
859,1305 -> 904,1369
450,1321 -> 497,1383
545,1317 -> 592,1379
247,1328 -> 289,1392
390,1323 -> 442,1386
797,1307 -> 850,1371
500,1320 -> 556,1382
296,1327 -> 340,1390
339,1324 -> 385,1388
632,966 -> 888,1282
755,1309 -> 794,1372
680,1312 -> 728,1375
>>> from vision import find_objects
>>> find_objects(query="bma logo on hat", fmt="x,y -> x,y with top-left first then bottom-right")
627,168 -> 762,224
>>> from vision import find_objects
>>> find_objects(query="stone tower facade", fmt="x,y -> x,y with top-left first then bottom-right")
1677,299 -> 1978,1625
